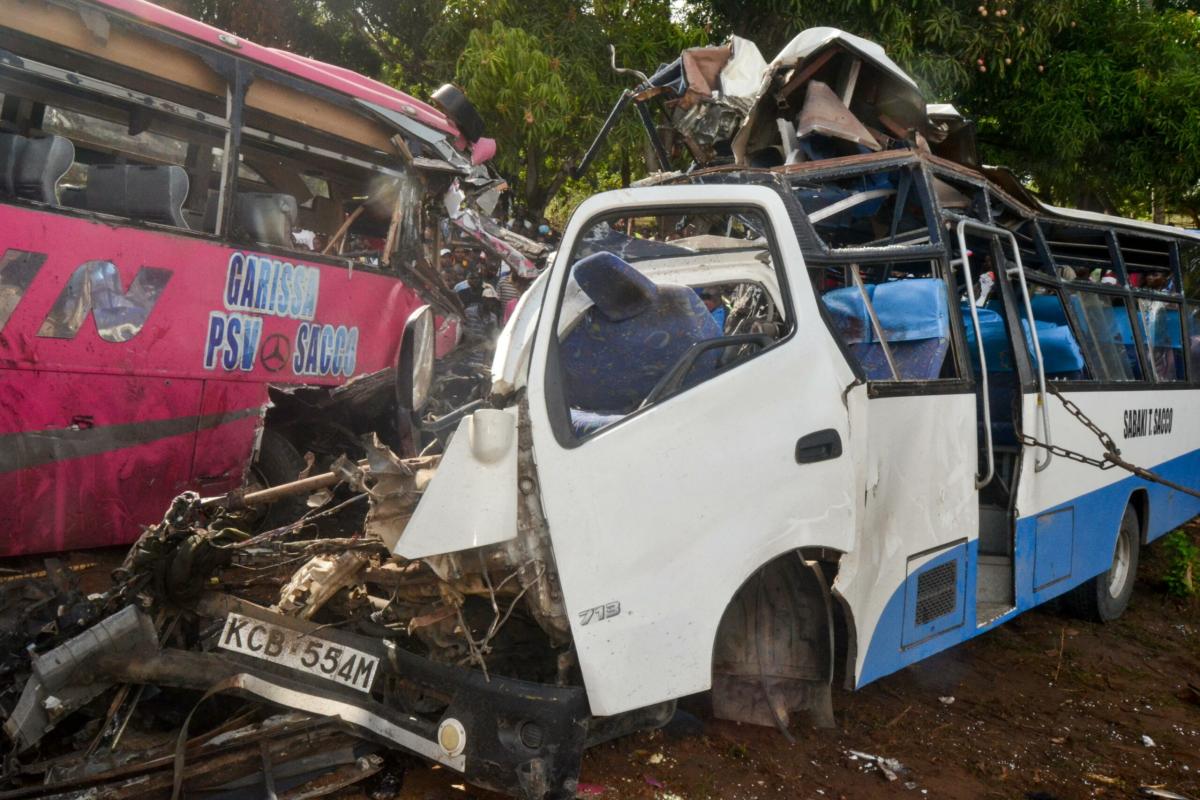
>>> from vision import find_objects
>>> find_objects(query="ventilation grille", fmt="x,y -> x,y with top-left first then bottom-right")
915,561 -> 958,625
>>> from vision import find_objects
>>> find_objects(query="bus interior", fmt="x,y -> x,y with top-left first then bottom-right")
0,0 -> 485,270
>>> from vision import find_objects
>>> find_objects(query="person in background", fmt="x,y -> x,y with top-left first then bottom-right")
479,253 -> 501,287
453,251 -> 486,292
700,287 -> 727,332
438,248 -> 456,284
497,265 -> 522,304
453,247 -> 471,275
1145,270 -> 1173,292
457,268 -> 503,337
498,271 -> 535,322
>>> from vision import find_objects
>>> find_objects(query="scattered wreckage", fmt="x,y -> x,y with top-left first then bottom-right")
5,24 -> 1200,800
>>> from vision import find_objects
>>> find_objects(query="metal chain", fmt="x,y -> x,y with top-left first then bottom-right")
1018,383 -> 1118,470
1019,383 -> 1200,501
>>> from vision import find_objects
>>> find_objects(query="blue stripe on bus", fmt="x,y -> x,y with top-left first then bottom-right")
856,447 -> 1200,688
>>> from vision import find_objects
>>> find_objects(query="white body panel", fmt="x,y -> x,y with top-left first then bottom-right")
401,179 -> 1200,720
835,391 -> 978,683
1017,387 -> 1200,517
395,408 -> 518,560
491,271 -> 549,396
526,185 -> 857,715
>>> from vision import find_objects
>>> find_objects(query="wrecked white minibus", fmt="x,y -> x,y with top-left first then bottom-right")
5,26 -> 1200,800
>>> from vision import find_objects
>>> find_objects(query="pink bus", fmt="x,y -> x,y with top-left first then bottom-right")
0,0 -> 492,555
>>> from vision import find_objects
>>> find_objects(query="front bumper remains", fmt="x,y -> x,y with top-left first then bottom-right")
9,595 -> 590,800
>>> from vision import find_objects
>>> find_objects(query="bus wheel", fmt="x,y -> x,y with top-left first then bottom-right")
1065,504 -> 1140,623
247,429 -> 308,532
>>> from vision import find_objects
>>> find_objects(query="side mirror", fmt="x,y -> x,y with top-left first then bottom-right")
397,305 -> 436,412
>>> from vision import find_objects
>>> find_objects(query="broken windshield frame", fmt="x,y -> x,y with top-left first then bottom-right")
543,201 -> 797,447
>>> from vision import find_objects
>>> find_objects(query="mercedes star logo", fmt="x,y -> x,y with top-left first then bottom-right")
260,332 -> 290,372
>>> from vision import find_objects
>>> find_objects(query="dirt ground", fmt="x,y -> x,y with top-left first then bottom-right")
3,525 -> 1197,800
398,522 -> 1200,800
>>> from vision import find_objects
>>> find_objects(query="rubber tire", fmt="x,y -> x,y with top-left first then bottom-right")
431,83 -> 485,142
250,429 -> 308,531
1064,504 -> 1140,623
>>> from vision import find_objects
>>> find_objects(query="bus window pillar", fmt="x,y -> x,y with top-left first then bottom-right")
215,62 -> 251,239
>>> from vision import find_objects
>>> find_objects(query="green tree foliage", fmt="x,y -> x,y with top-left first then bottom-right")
1163,528 -> 1199,597
448,0 -> 704,216
689,0 -> 1080,97
456,22 -> 580,214
977,2 -> 1200,219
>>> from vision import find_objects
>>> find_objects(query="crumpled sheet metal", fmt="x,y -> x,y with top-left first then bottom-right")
275,550 -> 370,620
772,27 -> 921,93
795,81 -> 882,152
725,28 -> 931,166
443,182 -> 540,279
362,433 -> 437,551
677,44 -> 731,109
4,605 -> 158,751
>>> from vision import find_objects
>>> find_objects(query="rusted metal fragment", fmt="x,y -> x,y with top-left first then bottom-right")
932,176 -> 972,210
16,716 -> 330,799
24,727 -> 364,800
363,435 -> 435,551
276,551 -> 370,620
795,81 -> 881,153
278,754 -> 384,799
676,45 -> 732,109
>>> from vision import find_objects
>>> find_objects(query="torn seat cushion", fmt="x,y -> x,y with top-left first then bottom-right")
562,252 -> 722,418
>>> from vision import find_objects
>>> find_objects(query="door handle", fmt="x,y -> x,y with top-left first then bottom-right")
795,429 -> 843,464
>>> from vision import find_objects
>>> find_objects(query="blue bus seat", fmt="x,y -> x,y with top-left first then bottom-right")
823,278 -> 950,380
963,305 -> 1085,379
562,252 -> 722,423
1029,294 -> 1069,326
1023,319 -> 1086,378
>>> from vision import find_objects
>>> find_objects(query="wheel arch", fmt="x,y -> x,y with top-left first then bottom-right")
706,547 -> 851,728
1125,486 -> 1150,544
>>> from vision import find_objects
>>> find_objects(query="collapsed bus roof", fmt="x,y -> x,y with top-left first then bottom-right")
592,26 -> 1200,245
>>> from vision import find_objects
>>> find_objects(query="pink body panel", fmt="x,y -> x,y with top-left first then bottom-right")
0,369 -> 203,552
0,204 -> 423,555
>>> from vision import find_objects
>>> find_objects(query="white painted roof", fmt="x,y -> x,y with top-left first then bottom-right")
1039,202 -> 1200,241
772,28 -> 921,93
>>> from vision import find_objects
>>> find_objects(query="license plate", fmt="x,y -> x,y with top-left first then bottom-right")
218,612 -> 379,693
